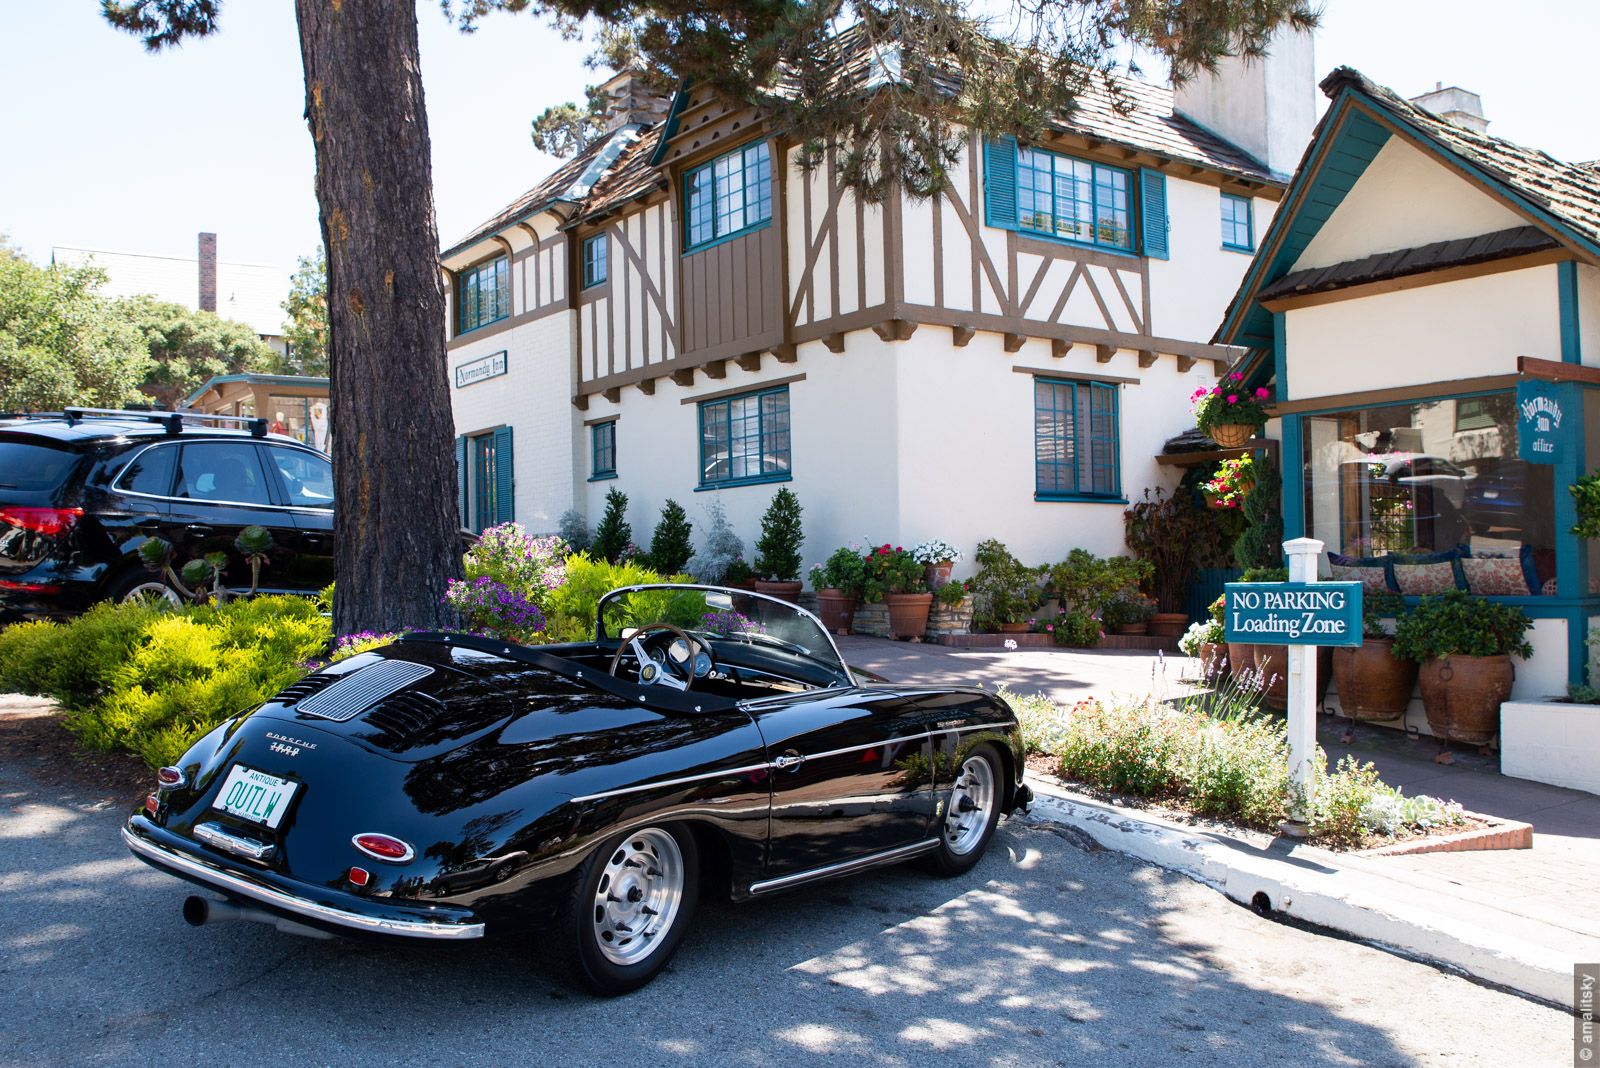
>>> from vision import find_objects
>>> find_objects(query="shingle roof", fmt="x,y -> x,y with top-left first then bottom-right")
576,126 -> 667,221
1256,225 -> 1559,303
1322,67 -> 1600,252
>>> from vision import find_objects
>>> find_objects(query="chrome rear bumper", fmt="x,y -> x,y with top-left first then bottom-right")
122,825 -> 484,941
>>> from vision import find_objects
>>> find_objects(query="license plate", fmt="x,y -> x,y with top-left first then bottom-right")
212,765 -> 298,829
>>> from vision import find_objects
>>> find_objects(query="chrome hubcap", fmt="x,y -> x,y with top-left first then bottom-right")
121,581 -> 180,609
944,755 -> 995,856
591,828 -> 684,966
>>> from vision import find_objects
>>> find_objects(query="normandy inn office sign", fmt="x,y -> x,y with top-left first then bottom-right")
1224,581 -> 1363,646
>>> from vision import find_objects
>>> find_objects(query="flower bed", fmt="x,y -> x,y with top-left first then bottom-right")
999,680 -> 1472,849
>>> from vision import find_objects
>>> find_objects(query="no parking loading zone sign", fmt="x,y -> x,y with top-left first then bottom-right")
1223,582 -> 1363,646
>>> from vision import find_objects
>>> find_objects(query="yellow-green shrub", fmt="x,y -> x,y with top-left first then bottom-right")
539,554 -> 687,643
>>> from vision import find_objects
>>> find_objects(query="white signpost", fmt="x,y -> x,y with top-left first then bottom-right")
1281,537 -> 1322,837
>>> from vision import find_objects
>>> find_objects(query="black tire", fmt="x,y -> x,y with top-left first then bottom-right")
105,567 -> 182,610
921,743 -> 1005,877
557,823 -> 700,996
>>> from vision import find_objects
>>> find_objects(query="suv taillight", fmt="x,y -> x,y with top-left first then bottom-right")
0,507 -> 83,537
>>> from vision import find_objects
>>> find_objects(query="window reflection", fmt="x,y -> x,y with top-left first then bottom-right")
1303,392 -> 1556,595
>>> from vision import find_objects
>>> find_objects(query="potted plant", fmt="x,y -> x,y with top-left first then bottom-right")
911,539 -> 963,589
1180,617 -> 1228,679
722,556 -> 757,590
863,544 -> 932,639
753,488 -> 804,602
1102,588 -> 1156,635
810,545 -> 866,635
1331,590 -> 1417,722
1124,488 -> 1216,636
1191,372 -> 1271,448
1203,454 -> 1255,510
1393,590 -> 1533,745
969,539 -> 1041,633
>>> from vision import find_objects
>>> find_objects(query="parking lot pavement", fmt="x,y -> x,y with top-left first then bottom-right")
0,752 -> 1568,1067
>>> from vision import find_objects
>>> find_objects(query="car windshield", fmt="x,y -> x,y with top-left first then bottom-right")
596,584 -> 852,687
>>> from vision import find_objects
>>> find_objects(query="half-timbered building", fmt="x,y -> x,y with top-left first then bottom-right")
442,31 -> 1315,567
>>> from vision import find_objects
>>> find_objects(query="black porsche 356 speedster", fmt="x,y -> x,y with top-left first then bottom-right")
123,585 -> 1031,994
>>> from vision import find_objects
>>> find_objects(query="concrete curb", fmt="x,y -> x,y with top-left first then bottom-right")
1020,773 -> 1591,1009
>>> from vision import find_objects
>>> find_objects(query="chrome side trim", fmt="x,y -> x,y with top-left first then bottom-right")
748,838 -> 941,895
569,763 -> 773,804
110,440 -> 334,512
121,827 -> 484,940
193,821 -> 275,863
565,722 -> 1018,804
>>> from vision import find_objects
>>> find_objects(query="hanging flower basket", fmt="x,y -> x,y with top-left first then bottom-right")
1208,423 -> 1256,448
1191,372 -> 1271,448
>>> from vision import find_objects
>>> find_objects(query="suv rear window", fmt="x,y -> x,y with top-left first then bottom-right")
0,439 -> 80,493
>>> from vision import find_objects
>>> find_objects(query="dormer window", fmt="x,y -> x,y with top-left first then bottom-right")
684,142 -> 772,251
456,256 -> 509,335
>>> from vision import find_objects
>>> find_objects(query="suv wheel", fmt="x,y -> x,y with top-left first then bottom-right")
108,570 -> 182,610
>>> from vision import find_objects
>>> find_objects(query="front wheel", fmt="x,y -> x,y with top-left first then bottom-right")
558,824 -> 700,996
922,744 -> 1004,876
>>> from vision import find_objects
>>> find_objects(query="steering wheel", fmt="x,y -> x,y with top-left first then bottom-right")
607,622 -> 707,692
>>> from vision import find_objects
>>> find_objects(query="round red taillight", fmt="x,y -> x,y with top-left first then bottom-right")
352,833 -> 414,863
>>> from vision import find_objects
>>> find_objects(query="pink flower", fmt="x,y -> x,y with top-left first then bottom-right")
1229,372 -> 1244,381
1227,394 -> 1239,403
1255,387 -> 1269,399
1211,386 -> 1222,396
1046,624 -> 1054,632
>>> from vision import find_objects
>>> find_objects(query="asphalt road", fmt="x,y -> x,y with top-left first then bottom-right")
0,760 -> 1569,1067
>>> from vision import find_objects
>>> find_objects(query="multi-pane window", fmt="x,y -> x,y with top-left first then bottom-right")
698,386 -> 791,488
456,256 -> 510,334
1034,378 -> 1120,499
1016,147 -> 1133,252
591,420 -> 616,479
685,142 -> 773,250
582,234 -> 608,288
1221,193 -> 1254,251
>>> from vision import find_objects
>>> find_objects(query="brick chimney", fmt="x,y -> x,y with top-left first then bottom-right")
1172,26 -> 1317,180
1409,83 -> 1489,134
197,232 -> 218,313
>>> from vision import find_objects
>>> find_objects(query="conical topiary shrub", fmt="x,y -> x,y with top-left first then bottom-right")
754,488 -> 804,582
647,499 -> 694,576
592,488 -> 631,563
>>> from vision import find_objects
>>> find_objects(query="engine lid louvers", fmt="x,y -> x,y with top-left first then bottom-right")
295,661 -> 436,722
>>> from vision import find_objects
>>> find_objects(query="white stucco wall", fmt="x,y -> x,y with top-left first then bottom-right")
1282,264 -> 1561,401
449,311 -> 580,534
1171,27 -> 1316,178
1578,262 -> 1600,366
572,328 -> 1211,577
1292,136 -> 1525,272
1147,177 -> 1277,342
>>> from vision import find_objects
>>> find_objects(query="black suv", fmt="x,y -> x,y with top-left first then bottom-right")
0,409 -> 335,621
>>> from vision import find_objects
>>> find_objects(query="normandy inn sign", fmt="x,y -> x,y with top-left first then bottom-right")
455,350 -> 508,389
1224,581 -> 1363,647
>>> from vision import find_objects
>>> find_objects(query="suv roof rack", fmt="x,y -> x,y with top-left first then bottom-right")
58,407 -> 269,438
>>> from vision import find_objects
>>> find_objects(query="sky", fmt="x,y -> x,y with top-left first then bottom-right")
2,1 -> 1597,281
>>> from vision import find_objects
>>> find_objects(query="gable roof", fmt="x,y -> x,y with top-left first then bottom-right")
1215,66 -> 1600,350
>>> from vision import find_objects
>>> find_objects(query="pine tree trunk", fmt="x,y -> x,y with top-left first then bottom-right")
295,0 -> 461,635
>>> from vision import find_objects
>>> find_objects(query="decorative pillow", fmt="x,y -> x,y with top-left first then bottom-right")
1330,562 -> 1391,593
1460,555 -> 1532,596
1392,560 -> 1459,596
1327,552 -> 1394,592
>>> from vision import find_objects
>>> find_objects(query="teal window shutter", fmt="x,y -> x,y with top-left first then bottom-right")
1139,169 -> 1169,260
492,426 -> 514,524
983,136 -> 1019,231
454,435 -> 467,528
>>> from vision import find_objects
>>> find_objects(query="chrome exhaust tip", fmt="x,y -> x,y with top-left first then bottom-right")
181,894 -> 333,939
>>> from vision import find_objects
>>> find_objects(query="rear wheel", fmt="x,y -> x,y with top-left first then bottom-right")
922,744 -> 1004,876
107,569 -> 182,610
558,824 -> 699,996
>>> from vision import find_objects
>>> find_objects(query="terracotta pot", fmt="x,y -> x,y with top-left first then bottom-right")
885,592 -> 934,640
1256,645 -> 1335,710
1417,655 -> 1513,745
1149,612 -> 1189,638
754,579 -> 803,604
1112,622 -> 1149,636
925,561 -> 955,589
724,579 -> 757,591
814,589 -> 857,636
997,621 -> 1030,634
1198,641 -> 1229,680
1331,638 -> 1418,721
1208,422 -> 1256,448
1227,642 -> 1258,684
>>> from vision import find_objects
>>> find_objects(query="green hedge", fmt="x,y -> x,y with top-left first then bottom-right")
0,597 -> 329,769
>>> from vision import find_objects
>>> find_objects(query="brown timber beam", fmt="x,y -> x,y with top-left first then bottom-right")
1003,333 -> 1026,353
735,352 -> 763,373
1095,344 -> 1115,363
952,325 -> 975,347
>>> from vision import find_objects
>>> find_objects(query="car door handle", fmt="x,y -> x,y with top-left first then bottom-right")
185,524 -> 214,536
134,518 -> 162,529
302,534 -> 328,546
772,751 -> 805,771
